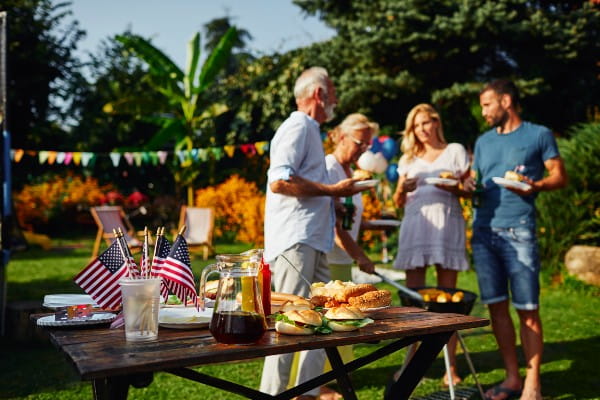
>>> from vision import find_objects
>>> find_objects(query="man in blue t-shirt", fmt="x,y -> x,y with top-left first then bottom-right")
472,79 -> 567,400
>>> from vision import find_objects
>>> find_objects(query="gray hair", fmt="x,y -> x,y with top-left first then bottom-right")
293,67 -> 330,101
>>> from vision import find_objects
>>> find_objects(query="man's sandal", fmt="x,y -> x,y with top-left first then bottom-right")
484,385 -> 522,400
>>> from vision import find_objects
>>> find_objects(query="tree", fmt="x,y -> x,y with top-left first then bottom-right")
4,0 -> 84,148
290,0 -> 600,145
105,27 -> 238,204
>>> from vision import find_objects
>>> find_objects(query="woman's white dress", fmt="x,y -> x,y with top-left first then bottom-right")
393,143 -> 470,271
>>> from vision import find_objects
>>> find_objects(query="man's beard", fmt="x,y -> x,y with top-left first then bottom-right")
490,110 -> 509,128
324,102 -> 336,122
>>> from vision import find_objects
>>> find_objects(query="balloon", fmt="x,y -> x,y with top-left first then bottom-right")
385,164 -> 399,182
378,135 -> 389,143
369,138 -> 382,153
373,152 -> 388,174
357,151 -> 376,172
381,138 -> 399,161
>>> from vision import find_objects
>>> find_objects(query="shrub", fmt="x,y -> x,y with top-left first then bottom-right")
194,175 -> 265,245
536,123 -> 600,275
14,173 -> 114,233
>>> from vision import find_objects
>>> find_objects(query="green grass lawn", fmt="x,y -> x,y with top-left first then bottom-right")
2,238 -> 599,399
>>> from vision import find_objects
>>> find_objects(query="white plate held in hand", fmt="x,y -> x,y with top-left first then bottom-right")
353,179 -> 379,189
492,177 -> 532,191
424,177 -> 458,186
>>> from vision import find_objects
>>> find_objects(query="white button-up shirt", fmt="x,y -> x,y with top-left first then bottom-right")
264,111 -> 334,262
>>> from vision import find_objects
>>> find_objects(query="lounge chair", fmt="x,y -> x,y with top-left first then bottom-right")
178,206 -> 215,260
90,205 -> 142,259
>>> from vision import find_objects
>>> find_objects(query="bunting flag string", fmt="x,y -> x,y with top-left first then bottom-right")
9,140 -> 272,168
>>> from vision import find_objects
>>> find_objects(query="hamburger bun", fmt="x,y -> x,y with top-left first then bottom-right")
504,171 -> 525,181
347,290 -> 392,310
275,309 -> 323,335
280,298 -> 312,312
324,306 -> 372,332
439,171 -> 457,179
353,169 -> 372,180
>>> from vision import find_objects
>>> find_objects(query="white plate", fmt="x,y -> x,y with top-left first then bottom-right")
492,177 -> 531,191
353,179 -> 379,189
43,294 -> 99,309
158,307 -> 213,329
368,219 -> 402,227
424,177 -> 458,186
37,312 -> 116,327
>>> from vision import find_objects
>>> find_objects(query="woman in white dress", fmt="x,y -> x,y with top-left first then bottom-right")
392,103 -> 470,386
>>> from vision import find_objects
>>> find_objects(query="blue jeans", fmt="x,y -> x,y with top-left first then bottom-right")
472,226 -> 540,310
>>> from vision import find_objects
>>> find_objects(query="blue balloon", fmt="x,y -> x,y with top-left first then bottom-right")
381,138 -> 399,161
370,137 -> 382,153
385,163 -> 399,182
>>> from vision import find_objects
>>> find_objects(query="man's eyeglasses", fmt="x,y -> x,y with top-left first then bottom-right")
350,136 -> 370,149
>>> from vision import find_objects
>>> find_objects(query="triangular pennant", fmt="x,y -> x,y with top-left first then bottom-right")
73,152 -> 82,165
149,152 -> 159,166
13,149 -> 25,162
39,151 -> 49,164
157,151 -> 168,165
224,145 -> 235,158
142,152 -> 151,165
176,150 -> 186,164
64,152 -> 73,165
255,141 -> 269,156
210,147 -> 224,161
198,148 -> 208,162
86,154 -> 97,168
56,152 -> 66,164
81,152 -> 93,167
240,144 -> 257,157
110,152 -> 121,167
191,148 -> 199,161
133,152 -> 143,167
47,151 -> 58,165
124,152 -> 134,166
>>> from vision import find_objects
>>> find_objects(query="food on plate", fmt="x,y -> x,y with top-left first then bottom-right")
309,295 -> 329,308
439,171 -> 457,179
504,171 -> 525,182
418,288 -> 464,303
352,169 -> 373,180
280,298 -> 312,312
324,306 -> 374,332
311,280 -> 377,302
347,290 -> 392,310
275,309 -> 324,335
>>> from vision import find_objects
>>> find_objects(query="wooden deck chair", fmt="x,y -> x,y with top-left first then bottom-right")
90,206 -> 142,259
178,206 -> 215,260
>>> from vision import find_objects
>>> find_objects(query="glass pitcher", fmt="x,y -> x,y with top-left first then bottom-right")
199,253 -> 267,345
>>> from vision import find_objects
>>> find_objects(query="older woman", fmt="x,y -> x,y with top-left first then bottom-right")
326,113 -> 380,279
392,103 -> 470,386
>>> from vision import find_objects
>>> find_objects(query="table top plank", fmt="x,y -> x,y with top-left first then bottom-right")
34,308 -> 488,380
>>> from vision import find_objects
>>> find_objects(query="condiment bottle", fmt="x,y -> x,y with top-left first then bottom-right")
259,259 -> 271,316
342,196 -> 355,230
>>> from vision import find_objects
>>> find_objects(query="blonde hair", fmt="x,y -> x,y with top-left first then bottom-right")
399,103 -> 446,164
328,113 -> 380,145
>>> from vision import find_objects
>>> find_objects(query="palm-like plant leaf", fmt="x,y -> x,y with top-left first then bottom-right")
185,33 -> 201,99
197,27 -> 238,93
142,118 -> 187,150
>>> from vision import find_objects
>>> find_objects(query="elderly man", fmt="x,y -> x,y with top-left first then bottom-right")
260,67 -> 363,400
472,79 -> 567,400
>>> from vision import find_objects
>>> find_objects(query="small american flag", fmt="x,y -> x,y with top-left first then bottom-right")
160,234 -> 198,307
140,232 -> 149,278
150,234 -> 171,300
74,241 -> 130,309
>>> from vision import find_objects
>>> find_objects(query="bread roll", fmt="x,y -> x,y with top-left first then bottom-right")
353,169 -> 372,180
280,298 -> 312,312
439,171 -> 456,179
504,171 -> 524,181
347,290 -> 392,310
275,309 -> 322,335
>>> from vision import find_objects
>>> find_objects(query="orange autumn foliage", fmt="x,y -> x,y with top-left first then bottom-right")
194,175 -> 265,246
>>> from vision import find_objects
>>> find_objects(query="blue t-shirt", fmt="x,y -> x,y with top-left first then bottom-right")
472,121 -> 560,229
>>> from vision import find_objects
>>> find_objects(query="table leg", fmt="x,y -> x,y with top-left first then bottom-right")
325,347 -> 358,400
92,376 -> 129,400
385,331 -> 453,400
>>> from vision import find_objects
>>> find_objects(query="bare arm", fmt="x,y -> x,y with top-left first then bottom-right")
333,220 -> 375,274
270,175 -> 362,197
392,175 -> 417,208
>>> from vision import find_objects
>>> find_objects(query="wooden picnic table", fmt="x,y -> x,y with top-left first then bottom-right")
33,307 -> 488,400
